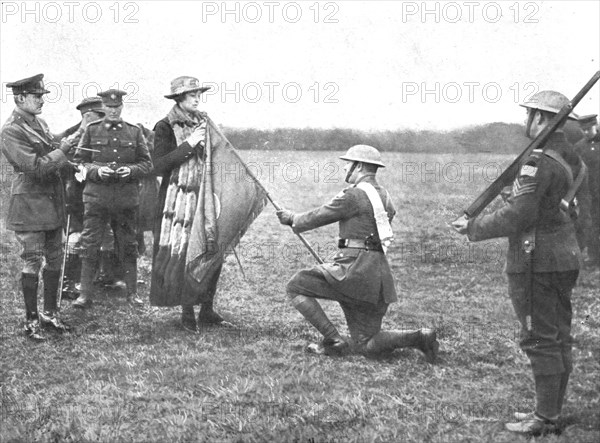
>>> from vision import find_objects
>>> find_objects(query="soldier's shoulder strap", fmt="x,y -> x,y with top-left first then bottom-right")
544,149 -> 587,211
355,182 -> 393,253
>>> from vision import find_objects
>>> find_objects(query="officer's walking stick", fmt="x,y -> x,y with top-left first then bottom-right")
57,213 -> 71,310
225,146 -> 324,264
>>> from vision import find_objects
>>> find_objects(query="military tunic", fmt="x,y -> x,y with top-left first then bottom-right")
286,174 -> 397,347
74,118 -> 152,261
1,108 -> 69,273
467,131 -> 584,376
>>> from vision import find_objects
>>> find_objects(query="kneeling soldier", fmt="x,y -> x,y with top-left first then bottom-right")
1,74 -> 73,340
277,145 -> 438,362
73,89 -> 152,308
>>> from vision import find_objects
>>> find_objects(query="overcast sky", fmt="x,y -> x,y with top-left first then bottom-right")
1,1 -> 598,131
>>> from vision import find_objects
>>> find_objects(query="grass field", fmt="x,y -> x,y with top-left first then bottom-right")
1,151 -> 598,443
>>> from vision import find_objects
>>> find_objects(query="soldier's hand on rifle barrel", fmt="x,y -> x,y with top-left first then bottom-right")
451,215 -> 469,235
276,209 -> 295,226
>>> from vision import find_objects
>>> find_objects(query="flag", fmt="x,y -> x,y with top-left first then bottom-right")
150,117 -> 267,306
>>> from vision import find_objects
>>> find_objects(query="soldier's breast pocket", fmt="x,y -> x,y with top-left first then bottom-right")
119,140 -> 137,162
90,138 -> 112,162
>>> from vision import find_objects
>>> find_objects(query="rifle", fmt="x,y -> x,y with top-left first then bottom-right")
459,71 -> 600,221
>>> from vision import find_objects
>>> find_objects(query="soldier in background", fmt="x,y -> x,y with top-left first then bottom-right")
73,89 -> 152,308
574,114 -> 600,267
277,145 -> 438,361
1,74 -> 73,339
453,91 -> 586,435
58,97 -> 106,299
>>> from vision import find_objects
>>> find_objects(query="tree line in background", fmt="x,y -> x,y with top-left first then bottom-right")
224,122 -> 584,154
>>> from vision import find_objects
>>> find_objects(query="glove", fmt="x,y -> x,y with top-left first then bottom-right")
186,126 -> 206,147
59,138 -> 73,154
276,209 -> 295,226
116,166 -> 131,178
98,166 -> 115,180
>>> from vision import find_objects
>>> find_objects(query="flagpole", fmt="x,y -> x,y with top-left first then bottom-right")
210,124 -> 324,264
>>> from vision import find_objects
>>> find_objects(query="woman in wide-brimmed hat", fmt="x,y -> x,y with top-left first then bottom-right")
150,76 -> 227,332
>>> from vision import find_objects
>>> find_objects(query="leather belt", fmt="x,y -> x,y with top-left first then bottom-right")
338,238 -> 383,252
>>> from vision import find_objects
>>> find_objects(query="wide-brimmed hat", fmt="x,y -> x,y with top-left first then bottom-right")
164,76 -> 210,99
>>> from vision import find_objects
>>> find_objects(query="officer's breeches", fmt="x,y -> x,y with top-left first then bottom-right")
508,271 -> 578,376
14,228 -> 63,274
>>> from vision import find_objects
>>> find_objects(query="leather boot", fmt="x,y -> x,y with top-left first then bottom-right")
39,269 -> 71,332
291,295 -> 347,355
198,296 -> 225,325
416,329 -> 439,364
62,253 -> 81,300
73,258 -> 97,309
21,273 -> 44,341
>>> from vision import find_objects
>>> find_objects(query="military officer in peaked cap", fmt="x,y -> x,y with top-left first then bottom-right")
453,90 -> 588,435
73,89 -> 153,309
574,114 -> 600,267
1,74 -> 74,340
277,145 -> 438,362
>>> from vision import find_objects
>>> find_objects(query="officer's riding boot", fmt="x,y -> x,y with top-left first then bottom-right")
124,260 -> 143,306
21,273 -> 44,341
365,329 -> 439,363
39,269 -> 71,332
73,258 -> 97,309
291,295 -> 348,355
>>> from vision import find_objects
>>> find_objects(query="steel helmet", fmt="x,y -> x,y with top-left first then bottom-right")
519,90 -> 578,120
339,144 -> 385,167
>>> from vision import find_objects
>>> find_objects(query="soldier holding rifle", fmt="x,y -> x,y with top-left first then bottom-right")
73,89 -> 152,309
452,90 -> 590,435
1,74 -> 74,340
